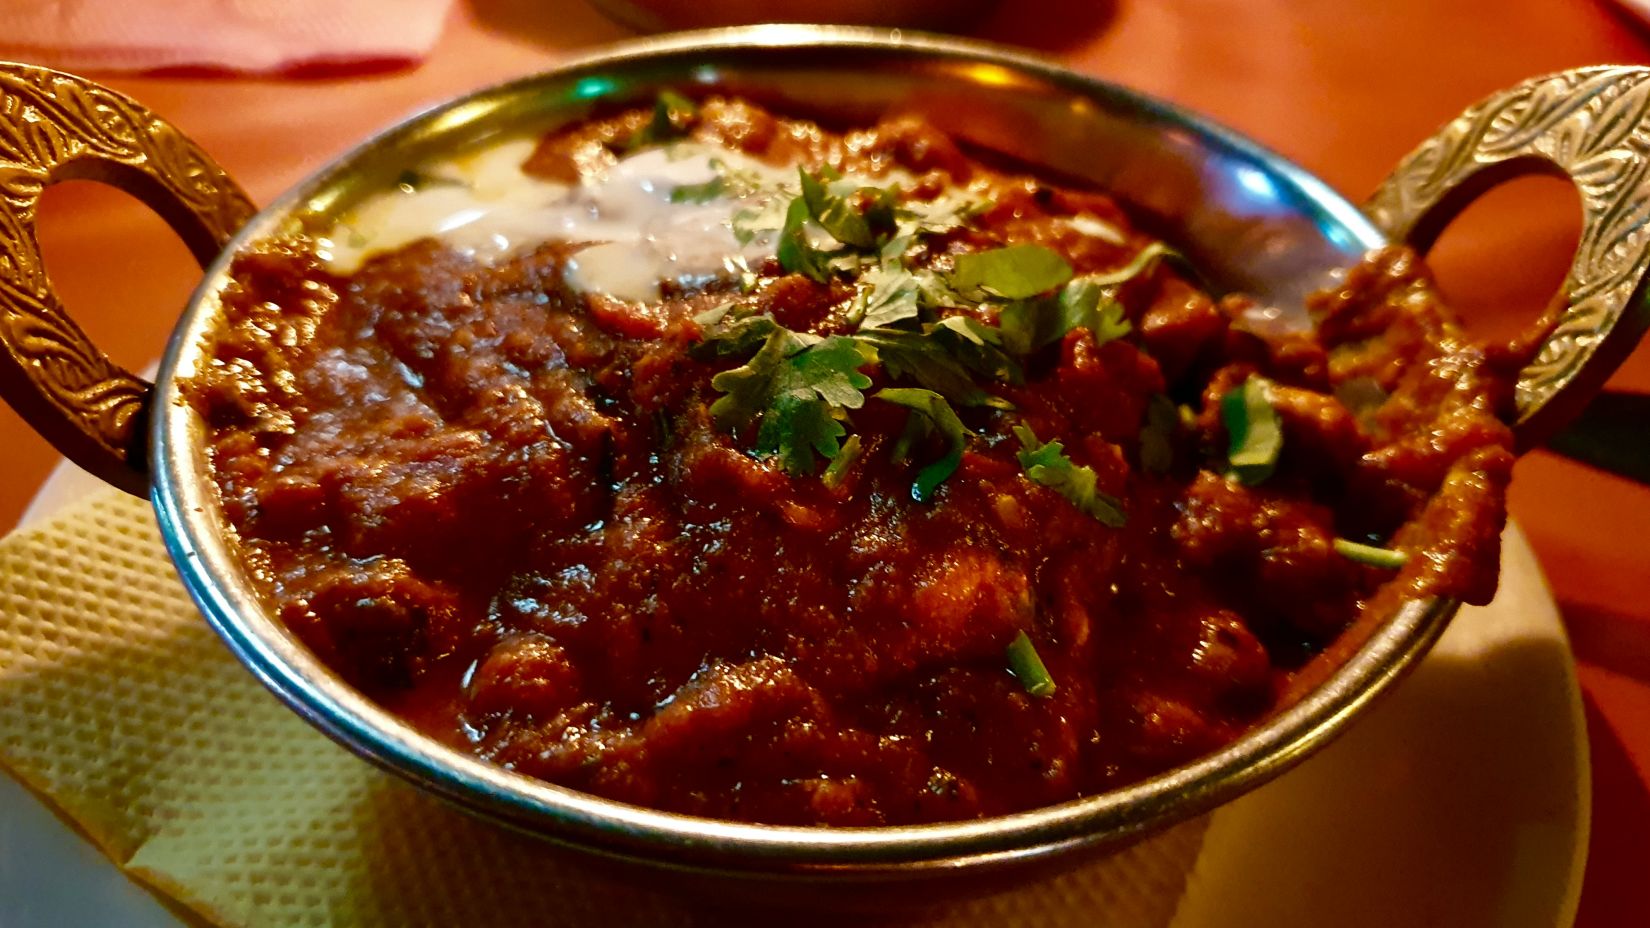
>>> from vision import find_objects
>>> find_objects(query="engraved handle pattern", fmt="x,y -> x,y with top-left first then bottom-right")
1366,66 -> 1650,448
0,63 -> 255,495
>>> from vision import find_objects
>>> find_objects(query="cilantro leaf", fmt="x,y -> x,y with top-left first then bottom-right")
1012,425 -> 1126,526
996,300 -> 1058,357
950,244 -> 1073,299
1222,374 -> 1282,485
1332,537 -> 1408,569
787,336 -> 876,409
876,387 -> 970,501
626,90 -> 698,150
857,328 -> 1011,409
703,158 -> 764,199
906,266 -> 963,310
709,330 -> 795,432
1087,241 -> 1209,290
755,391 -> 846,475
670,175 -> 726,204
993,241 -> 1201,355
1139,393 -> 1178,474
1059,278 -> 1132,344
1006,630 -> 1056,697
897,192 -> 988,237
860,185 -> 900,239
852,264 -> 923,329
879,233 -> 916,264
777,196 -> 832,282
821,433 -> 863,489
709,332 -> 874,475
732,196 -> 790,246
931,315 -> 1023,386
998,275 -> 1133,356
800,167 -> 878,248
692,312 -> 820,361
692,303 -> 733,327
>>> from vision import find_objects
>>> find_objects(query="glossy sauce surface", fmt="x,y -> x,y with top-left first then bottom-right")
188,99 -> 1517,825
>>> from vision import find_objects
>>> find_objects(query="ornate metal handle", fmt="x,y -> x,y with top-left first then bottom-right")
1366,66 -> 1650,450
0,64 -> 255,496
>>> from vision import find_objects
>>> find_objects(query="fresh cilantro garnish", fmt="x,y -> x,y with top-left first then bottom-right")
998,275 -> 1132,356
1086,241 -> 1207,290
1006,630 -> 1056,697
756,391 -> 849,476
897,192 -> 988,236
799,167 -> 878,249
709,332 -> 793,431
626,90 -> 698,150
689,159 -> 1217,498
691,309 -> 820,361
777,196 -> 832,283
1222,374 -> 1282,485
732,196 -> 790,245
693,303 -> 733,327
1012,425 -> 1126,527
742,167 -> 910,285
785,336 -> 877,408
930,315 -> 1022,386
876,387 -> 970,502
879,233 -> 915,265
709,333 -> 874,475
1332,538 -> 1408,569
821,434 -> 862,489
851,264 -> 923,329
1059,278 -> 1133,343
950,244 -> 1074,299
670,175 -> 726,204
1139,393 -> 1178,474
857,327 -> 1012,410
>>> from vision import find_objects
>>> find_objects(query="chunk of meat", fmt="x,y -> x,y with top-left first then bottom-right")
467,633 -> 584,721
278,556 -> 466,691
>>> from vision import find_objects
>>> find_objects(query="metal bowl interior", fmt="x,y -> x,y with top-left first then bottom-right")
149,25 -> 1456,877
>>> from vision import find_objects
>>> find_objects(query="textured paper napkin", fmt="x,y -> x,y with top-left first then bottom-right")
0,488 -> 1207,927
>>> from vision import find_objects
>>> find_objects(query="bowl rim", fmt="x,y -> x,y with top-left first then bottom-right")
149,24 -> 1455,874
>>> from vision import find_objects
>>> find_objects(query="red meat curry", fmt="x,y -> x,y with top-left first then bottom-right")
187,96 -> 1518,825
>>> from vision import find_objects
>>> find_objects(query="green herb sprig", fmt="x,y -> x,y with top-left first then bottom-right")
1332,538 -> 1409,569
950,243 -> 1074,299
1006,631 -> 1057,697
997,273 -> 1132,356
877,387 -> 971,501
1013,425 -> 1127,527
687,158 -> 1192,511
626,90 -> 698,150
1222,375 -> 1283,485
709,332 -> 875,475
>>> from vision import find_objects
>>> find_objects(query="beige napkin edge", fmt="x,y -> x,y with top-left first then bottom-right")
2,489 -> 219,925
0,765 -> 220,928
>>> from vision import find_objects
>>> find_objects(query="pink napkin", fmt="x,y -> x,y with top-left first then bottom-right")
0,0 -> 457,75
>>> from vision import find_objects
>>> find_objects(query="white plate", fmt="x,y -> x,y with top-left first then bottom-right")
1,462 -> 1588,927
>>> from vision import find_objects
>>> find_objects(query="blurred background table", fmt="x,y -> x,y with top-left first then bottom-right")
1,1 -> 1645,923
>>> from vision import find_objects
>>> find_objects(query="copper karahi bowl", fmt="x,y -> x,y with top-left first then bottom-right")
0,27 -> 1644,886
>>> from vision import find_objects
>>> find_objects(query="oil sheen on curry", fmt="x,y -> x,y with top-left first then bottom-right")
187,94 -> 1519,826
